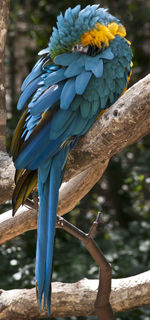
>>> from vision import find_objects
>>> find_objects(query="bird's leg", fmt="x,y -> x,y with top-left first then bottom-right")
56,213 -> 115,320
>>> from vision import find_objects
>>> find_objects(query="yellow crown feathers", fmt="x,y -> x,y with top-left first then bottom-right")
81,22 -> 127,48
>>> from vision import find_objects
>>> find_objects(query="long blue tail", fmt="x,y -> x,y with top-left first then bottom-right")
36,145 -> 70,313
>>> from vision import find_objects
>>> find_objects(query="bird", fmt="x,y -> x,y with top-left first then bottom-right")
11,4 -> 133,314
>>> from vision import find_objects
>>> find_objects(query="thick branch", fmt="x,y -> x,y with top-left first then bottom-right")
0,271 -> 150,319
0,0 -> 10,152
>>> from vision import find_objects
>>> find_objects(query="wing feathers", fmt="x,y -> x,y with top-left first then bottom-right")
29,83 -> 63,115
17,76 -> 42,110
21,57 -> 45,91
11,110 -> 28,160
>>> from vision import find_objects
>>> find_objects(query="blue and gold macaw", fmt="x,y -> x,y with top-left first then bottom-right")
11,4 -> 133,313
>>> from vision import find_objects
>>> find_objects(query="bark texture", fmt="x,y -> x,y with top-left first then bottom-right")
0,0 -> 10,152
0,271 -> 150,319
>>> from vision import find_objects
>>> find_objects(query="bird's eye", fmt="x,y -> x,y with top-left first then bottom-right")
72,43 -> 89,53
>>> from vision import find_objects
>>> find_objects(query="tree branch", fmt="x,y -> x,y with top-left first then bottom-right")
0,271 -> 150,319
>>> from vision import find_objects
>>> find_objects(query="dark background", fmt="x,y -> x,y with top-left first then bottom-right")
1,0 -> 150,319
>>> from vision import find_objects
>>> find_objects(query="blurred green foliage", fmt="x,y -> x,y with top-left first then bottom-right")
1,0 -> 150,319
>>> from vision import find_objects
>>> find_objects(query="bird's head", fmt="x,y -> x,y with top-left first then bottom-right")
49,4 -> 127,60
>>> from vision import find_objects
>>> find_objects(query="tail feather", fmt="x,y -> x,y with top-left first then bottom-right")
36,177 -> 49,305
36,144 -> 70,313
